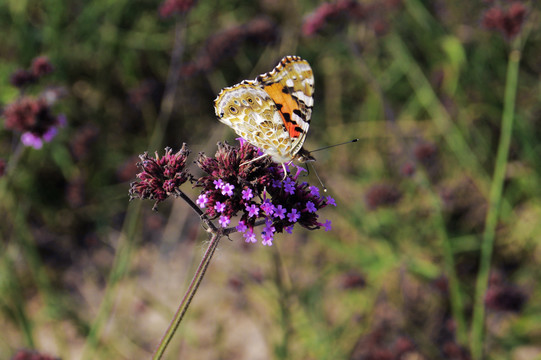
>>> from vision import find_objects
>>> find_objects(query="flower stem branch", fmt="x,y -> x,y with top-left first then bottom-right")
174,188 -> 219,233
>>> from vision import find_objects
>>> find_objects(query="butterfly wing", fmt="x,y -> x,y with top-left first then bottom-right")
255,56 -> 314,157
214,82 -> 296,163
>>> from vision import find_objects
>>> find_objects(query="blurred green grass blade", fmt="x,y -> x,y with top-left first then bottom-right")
470,46 -> 521,360
385,34 -> 483,181
80,200 -> 142,360
0,250 -> 35,348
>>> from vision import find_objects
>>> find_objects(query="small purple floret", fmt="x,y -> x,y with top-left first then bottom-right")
21,132 -> 44,149
273,205 -> 286,219
222,182 -> 235,196
243,228 -> 257,243
219,215 -> 230,227
326,196 -> 337,207
236,220 -> 247,233
196,193 -> 208,208
213,179 -> 224,190
246,204 -> 259,218
287,208 -> 300,223
242,188 -> 253,200
215,201 -> 226,213
284,178 -> 296,195
323,220 -> 332,231
306,201 -> 317,213
261,199 -> 275,215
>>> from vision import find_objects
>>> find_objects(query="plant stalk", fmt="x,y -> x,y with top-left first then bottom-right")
470,46 -> 521,359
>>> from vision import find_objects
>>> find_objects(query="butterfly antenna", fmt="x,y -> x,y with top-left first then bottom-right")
310,138 -> 359,153
309,162 -> 327,192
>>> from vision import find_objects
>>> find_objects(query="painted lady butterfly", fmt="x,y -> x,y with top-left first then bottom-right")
214,55 -> 315,165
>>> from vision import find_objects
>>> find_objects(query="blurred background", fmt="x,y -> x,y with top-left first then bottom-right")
1,0 -> 540,359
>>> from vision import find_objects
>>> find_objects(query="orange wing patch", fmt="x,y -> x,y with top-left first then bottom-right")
214,55 -> 314,164
263,83 -> 304,139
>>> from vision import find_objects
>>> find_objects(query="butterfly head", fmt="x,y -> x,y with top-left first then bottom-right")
295,147 -> 315,163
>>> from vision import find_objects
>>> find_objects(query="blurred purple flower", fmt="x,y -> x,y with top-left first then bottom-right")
365,183 -> 402,210
159,0 -> 197,18
482,2 -> 527,40
31,56 -> 54,77
10,69 -> 36,88
0,159 -> 5,177
2,96 -> 66,148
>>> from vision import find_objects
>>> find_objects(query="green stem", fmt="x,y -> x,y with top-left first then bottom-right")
470,47 -> 521,359
429,189 -> 468,345
152,232 -> 221,359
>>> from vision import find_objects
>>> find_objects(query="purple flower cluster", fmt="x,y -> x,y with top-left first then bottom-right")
11,349 -> 59,360
195,141 -> 334,246
2,96 -> 66,149
482,2 -> 527,40
3,56 -> 66,149
159,0 -> 197,17
179,17 -> 278,77
302,0 -> 366,36
302,0 -> 402,37
10,56 -> 54,88
129,144 -> 191,210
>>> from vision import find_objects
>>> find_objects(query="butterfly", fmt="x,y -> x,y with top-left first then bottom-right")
214,55 -> 315,168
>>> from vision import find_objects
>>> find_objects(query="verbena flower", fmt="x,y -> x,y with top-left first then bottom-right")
302,0 -> 366,36
2,96 -> 66,149
11,349 -> 59,360
159,0 -> 197,17
195,140 -> 333,245
9,55 -> 53,88
31,56 -> 54,77
365,183 -> 402,210
482,2 -> 527,40
10,69 -> 36,88
485,277 -> 527,313
129,144 -> 191,210
302,0 -> 401,37
179,17 -> 278,77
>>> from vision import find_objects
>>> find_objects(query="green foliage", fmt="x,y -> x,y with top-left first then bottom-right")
0,0 -> 540,359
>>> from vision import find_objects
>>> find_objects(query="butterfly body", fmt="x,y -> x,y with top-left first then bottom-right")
215,55 -> 315,164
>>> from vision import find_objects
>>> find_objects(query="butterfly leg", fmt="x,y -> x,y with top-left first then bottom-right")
240,153 -> 269,167
282,163 -> 288,180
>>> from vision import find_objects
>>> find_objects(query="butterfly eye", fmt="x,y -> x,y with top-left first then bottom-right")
229,106 -> 238,114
